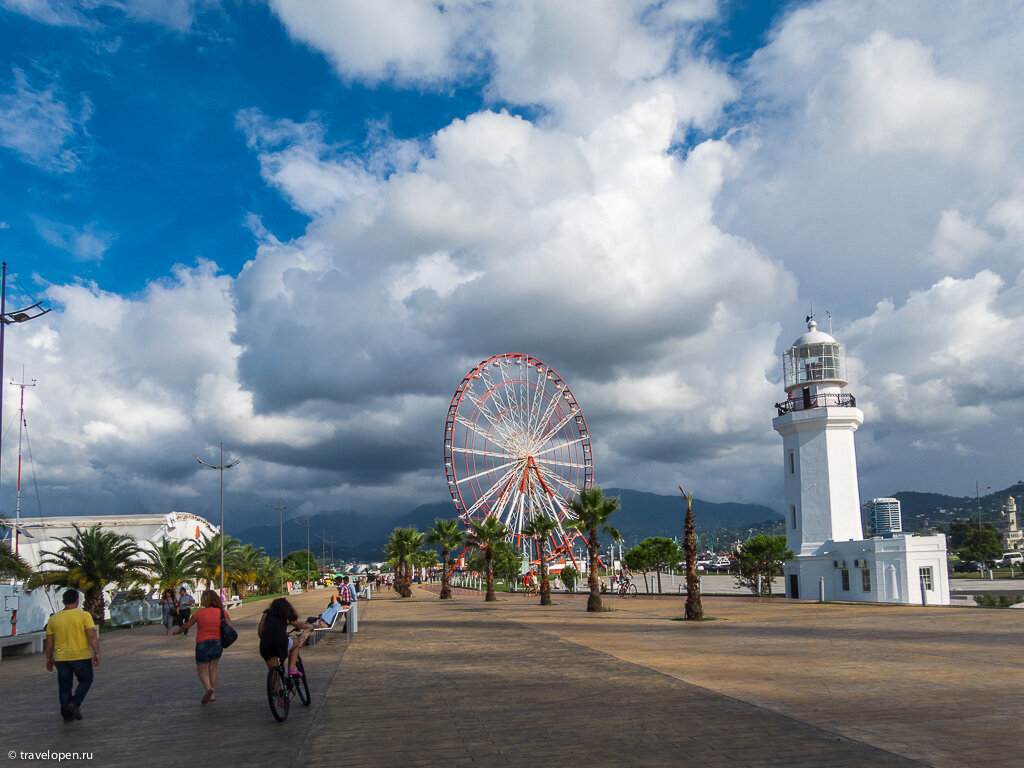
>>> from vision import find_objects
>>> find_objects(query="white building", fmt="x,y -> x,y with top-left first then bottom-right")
865,497 -> 903,536
773,319 -> 950,605
11,511 -> 217,572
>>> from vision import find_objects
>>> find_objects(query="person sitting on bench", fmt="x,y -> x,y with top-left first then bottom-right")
309,595 -> 347,629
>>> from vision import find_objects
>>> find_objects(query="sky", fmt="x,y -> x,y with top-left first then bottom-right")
2,0 -> 1023,533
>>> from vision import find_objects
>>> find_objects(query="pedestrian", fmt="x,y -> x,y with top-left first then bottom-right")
160,589 -> 177,636
337,575 -> 356,606
44,589 -> 100,723
173,589 -> 233,704
177,587 -> 195,637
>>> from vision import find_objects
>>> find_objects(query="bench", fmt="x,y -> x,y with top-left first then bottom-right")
307,605 -> 351,647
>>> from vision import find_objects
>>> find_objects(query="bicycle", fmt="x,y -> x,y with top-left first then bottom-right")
267,629 -> 311,722
617,579 -> 638,597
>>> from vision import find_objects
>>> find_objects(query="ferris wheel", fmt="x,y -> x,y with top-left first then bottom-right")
443,353 -> 593,562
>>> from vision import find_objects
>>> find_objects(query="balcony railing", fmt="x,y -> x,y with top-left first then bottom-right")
775,393 -> 856,415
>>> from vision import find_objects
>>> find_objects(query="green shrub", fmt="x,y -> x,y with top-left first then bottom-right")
973,593 -> 1024,608
560,565 -> 579,593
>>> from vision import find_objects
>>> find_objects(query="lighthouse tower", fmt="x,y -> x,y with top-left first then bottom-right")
773,318 -> 864,555
772,317 -> 950,604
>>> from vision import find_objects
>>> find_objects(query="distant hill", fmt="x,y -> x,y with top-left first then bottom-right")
237,489 -> 781,560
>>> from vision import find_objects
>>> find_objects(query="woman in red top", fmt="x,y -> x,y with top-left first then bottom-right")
174,590 -> 234,704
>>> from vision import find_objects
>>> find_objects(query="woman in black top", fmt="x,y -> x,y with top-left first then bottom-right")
257,598 -> 312,677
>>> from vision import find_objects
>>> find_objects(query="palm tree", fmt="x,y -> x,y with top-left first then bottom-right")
254,555 -> 284,595
410,549 -> 438,583
229,543 -> 264,598
27,525 -> 146,623
425,518 -> 467,599
0,514 -> 31,580
384,526 -> 424,598
468,516 -> 508,602
680,486 -> 703,620
522,515 -> 558,605
566,486 -> 622,612
194,533 -> 240,589
141,539 -> 201,595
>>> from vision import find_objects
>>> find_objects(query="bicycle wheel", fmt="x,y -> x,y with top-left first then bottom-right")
628,584 -> 638,597
267,666 -> 290,722
295,657 -> 311,706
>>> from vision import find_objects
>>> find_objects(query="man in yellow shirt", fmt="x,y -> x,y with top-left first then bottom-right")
44,589 -> 101,723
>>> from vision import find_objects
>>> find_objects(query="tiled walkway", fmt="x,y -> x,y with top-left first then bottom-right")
4,587 -> 1021,767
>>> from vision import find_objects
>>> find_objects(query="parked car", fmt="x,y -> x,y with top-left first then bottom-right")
995,552 -> 1024,567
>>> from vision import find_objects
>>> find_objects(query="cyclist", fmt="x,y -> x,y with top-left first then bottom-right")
258,598 -> 313,678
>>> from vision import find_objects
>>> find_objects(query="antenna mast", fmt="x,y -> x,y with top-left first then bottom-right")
12,367 -> 35,555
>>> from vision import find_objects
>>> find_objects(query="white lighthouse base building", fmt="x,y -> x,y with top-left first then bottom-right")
784,534 -> 950,605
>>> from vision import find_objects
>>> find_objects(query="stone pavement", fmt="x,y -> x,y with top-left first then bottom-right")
2,586 -> 1020,767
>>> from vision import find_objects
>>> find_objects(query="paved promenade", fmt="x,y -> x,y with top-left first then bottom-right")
2,587 -> 1021,767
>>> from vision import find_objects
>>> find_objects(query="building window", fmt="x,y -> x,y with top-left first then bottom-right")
919,566 -> 933,591
861,569 -> 871,592
788,451 -> 795,475
841,569 -> 850,591
790,505 -> 797,529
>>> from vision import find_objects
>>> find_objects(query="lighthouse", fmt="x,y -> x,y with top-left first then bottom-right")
773,318 -> 950,605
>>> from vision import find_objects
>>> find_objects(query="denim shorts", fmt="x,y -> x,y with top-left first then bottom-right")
195,639 -> 223,664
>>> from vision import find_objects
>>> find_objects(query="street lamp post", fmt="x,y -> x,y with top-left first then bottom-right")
265,493 -> 288,594
192,443 -> 240,595
0,262 -> 50,520
296,518 -> 313,590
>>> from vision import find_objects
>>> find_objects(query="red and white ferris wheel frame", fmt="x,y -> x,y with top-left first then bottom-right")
443,353 -> 593,561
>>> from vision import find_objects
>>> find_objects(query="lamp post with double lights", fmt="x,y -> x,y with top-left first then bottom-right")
192,443 -> 241,594
0,262 -> 50,531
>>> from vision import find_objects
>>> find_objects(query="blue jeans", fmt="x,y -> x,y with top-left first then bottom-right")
56,659 -> 94,720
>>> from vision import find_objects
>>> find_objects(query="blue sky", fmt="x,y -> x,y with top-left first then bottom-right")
2,0 -> 1024,530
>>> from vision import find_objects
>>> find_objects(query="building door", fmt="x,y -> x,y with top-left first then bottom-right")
789,574 -> 799,599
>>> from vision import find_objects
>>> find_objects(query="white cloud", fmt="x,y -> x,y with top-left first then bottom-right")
927,209 -> 994,271
32,216 -> 114,261
0,68 -> 91,173
0,0 -> 218,31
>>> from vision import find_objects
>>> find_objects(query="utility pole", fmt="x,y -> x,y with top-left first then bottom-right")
264,493 -> 288,593
192,443 -> 240,595
11,368 -> 35,555
977,481 -> 991,527
296,518 -> 314,589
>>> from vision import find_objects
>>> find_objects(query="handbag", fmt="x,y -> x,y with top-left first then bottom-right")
220,608 -> 238,648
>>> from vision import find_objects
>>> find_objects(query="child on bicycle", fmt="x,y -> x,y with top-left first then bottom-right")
257,598 -> 312,677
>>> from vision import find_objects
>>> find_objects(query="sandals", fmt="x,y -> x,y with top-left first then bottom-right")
201,689 -> 213,705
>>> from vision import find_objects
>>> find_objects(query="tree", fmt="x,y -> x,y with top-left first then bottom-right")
384,526 -> 424,598
195,533 -> 241,590
27,525 -> 146,623
468,516 -> 508,602
734,535 -> 793,596
566,486 -> 622,612
958,527 -> 1002,563
425,518 -> 467,600
492,542 -> 523,587
623,542 -> 652,593
680,486 -> 703,620
560,565 -> 579,593
638,537 -> 681,594
283,549 -> 318,589
141,539 -> 200,595
230,543 -> 265,598
0,513 -> 31,580
522,515 -> 558,605
410,549 -> 438,580
254,555 -> 284,595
